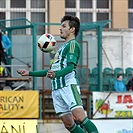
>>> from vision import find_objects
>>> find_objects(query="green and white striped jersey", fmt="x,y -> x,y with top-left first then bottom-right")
50,39 -> 80,90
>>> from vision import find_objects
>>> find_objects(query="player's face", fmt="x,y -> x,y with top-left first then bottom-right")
60,20 -> 73,40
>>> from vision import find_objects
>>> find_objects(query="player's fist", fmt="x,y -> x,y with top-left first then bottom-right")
46,70 -> 55,79
17,69 -> 29,76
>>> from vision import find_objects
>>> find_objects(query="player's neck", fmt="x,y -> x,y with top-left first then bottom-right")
65,36 -> 75,43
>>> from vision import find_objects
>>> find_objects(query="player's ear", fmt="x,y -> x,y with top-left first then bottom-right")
70,27 -> 75,34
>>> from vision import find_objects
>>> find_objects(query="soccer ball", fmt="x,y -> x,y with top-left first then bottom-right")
38,33 -> 56,53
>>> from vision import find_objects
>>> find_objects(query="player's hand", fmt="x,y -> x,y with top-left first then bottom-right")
46,70 -> 55,79
17,69 -> 29,76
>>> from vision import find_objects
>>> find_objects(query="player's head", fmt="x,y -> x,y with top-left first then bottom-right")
60,15 -> 80,38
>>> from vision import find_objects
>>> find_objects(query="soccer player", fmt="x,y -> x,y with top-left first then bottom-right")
17,15 -> 99,133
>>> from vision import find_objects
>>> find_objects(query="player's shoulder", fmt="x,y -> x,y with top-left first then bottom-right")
69,39 -> 80,48
66,39 -> 80,54
69,39 -> 79,44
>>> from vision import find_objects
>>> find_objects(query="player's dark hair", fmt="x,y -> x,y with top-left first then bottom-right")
61,15 -> 80,37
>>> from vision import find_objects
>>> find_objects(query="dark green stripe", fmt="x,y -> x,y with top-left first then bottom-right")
56,78 -> 60,89
62,75 -> 66,87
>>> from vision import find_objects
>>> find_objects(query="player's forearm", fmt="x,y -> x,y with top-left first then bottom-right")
29,69 -> 49,77
55,63 -> 75,78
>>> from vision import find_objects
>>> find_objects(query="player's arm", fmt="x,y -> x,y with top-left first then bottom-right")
29,69 -> 49,77
54,62 -> 75,78
47,63 -> 75,79
54,43 -> 80,78
17,69 -> 49,77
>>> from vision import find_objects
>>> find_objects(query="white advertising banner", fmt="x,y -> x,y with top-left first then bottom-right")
93,92 -> 133,118
92,119 -> 133,133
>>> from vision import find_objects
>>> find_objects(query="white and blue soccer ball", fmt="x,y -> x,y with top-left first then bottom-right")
38,33 -> 56,53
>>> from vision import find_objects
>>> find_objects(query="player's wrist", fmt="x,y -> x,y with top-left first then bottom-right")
54,72 -> 58,78
29,71 -> 32,76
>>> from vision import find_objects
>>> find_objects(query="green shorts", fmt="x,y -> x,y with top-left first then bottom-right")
52,84 -> 83,117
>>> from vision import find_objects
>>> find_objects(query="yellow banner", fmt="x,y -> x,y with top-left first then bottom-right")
0,91 -> 39,118
0,119 -> 37,133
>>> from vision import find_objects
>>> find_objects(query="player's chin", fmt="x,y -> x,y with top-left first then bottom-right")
60,35 -> 65,39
